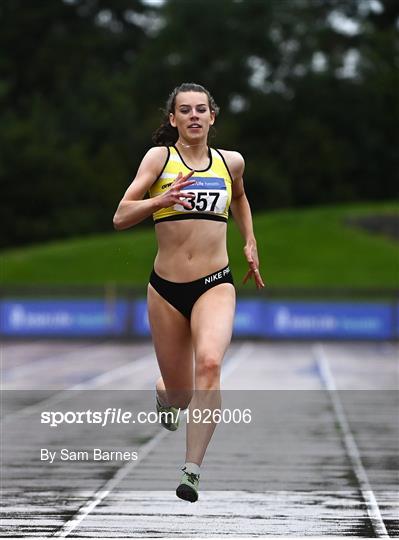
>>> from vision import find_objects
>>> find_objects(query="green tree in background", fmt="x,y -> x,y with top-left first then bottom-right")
1,0 -> 398,248
1,0 -> 150,246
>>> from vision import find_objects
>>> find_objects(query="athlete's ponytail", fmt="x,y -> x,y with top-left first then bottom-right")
152,83 -> 219,146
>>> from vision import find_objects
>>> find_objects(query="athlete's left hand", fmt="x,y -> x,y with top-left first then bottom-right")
243,241 -> 265,289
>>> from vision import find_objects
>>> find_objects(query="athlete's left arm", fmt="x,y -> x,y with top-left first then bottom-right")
225,151 -> 265,289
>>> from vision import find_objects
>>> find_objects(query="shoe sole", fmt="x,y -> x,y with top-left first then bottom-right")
176,484 -> 198,502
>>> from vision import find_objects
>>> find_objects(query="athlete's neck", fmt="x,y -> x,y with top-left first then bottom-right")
176,139 -> 209,160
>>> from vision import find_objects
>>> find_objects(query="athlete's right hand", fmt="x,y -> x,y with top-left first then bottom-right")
157,171 -> 196,209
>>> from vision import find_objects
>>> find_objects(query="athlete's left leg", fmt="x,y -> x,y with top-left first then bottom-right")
186,282 -> 236,465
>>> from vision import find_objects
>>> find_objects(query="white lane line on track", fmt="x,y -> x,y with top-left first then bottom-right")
52,429 -> 168,538
1,352 -> 155,425
52,341 -> 253,538
221,342 -> 254,382
313,343 -> 390,539
2,341 -> 109,377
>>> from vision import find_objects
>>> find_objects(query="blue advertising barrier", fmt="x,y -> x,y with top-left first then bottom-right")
0,298 -> 397,339
130,299 -> 395,340
133,299 -> 150,337
0,300 -> 129,336
233,300 -> 264,336
263,301 -> 393,340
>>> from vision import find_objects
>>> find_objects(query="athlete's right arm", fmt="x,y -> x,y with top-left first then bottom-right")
113,147 -> 195,230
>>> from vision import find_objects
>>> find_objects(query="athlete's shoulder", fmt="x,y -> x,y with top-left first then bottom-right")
143,145 -> 170,166
216,148 -> 245,179
138,146 -> 170,178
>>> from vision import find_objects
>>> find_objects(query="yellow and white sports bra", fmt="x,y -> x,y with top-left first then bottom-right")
148,145 -> 233,224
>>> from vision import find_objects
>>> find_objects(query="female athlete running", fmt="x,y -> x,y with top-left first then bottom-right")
113,83 -> 264,502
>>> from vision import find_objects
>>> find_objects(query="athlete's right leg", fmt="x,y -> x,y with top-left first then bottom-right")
147,283 -> 194,409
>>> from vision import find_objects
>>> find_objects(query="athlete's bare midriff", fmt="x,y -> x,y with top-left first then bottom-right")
153,219 -> 228,282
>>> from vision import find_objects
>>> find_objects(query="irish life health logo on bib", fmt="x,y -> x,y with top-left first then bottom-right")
173,177 -> 228,215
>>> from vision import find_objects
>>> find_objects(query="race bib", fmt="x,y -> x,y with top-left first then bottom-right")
173,177 -> 228,214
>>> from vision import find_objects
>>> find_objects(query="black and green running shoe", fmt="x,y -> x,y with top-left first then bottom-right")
156,394 -> 180,431
176,466 -> 200,502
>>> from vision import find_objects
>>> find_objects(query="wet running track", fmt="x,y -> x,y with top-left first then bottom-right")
1,340 -> 398,538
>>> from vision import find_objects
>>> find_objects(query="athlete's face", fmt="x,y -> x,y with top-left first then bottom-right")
169,92 -> 215,142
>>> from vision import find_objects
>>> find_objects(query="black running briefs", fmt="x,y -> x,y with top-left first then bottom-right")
149,264 -> 234,320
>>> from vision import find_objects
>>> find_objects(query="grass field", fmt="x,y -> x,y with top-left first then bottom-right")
2,202 -> 398,289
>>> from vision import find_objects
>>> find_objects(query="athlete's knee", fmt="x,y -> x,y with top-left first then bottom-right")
195,354 -> 221,386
